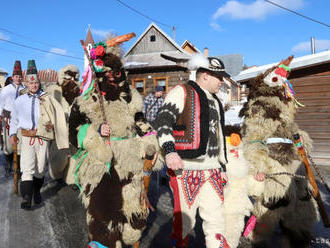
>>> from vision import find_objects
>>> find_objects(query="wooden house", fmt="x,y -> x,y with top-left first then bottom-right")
23,68 -> 57,88
124,23 -> 191,95
233,50 -> 330,167
181,40 -> 201,54
0,68 -> 8,87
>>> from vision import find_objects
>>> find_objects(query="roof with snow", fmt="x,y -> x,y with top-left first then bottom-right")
0,68 -> 8,75
233,50 -> 330,83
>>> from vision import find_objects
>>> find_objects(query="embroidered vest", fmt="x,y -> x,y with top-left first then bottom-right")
173,81 -> 227,160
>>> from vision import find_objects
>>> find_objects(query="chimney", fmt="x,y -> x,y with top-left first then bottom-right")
204,47 -> 209,57
311,37 -> 315,54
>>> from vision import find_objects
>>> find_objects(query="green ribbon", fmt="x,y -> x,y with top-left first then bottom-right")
74,150 -> 88,191
72,123 -> 91,191
82,79 -> 95,100
278,64 -> 291,72
72,126 -> 135,191
294,141 -> 303,148
93,41 -> 107,49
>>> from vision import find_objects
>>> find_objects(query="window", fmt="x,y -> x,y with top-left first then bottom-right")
132,78 -> 146,94
153,76 -> 168,93
150,35 -> 156,42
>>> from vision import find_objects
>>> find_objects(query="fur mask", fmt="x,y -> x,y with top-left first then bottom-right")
96,53 -> 131,102
58,65 -> 80,105
246,56 -> 299,105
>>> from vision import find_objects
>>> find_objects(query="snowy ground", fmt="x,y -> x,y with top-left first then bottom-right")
0,151 -> 329,248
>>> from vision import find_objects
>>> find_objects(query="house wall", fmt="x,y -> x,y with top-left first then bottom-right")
128,69 -> 190,96
129,27 -> 178,55
0,74 -> 6,86
290,62 -> 330,166
182,45 -> 196,54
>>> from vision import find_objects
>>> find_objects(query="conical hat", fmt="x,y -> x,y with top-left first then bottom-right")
26,60 -> 38,82
12,60 -> 22,77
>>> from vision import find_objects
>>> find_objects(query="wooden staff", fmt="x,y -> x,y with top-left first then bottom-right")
293,133 -> 330,228
13,135 -> 19,195
80,40 -> 110,143
143,145 -> 157,212
0,117 -> 3,150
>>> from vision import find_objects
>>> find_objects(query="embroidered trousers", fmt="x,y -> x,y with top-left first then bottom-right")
169,169 -> 228,248
20,136 -> 49,181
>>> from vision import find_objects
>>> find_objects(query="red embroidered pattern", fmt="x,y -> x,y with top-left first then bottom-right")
215,233 -> 229,248
181,170 -> 205,208
174,86 -> 201,150
208,169 -> 224,202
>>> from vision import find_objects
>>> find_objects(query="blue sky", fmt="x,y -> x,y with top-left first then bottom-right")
0,0 -> 329,77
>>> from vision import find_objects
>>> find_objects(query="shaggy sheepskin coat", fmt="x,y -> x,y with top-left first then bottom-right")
68,85 -> 161,248
224,140 -> 253,248
239,66 -> 318,247
45,65 -> 80,180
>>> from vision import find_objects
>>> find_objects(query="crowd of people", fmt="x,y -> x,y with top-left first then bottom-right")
0,35 -> 321,248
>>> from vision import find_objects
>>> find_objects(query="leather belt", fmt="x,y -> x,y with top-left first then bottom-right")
21,129 -> 37,137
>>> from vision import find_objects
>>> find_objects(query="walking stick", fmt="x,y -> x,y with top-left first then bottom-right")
293,133 -> 330,228
0,117 -> 3,150
80,40 -> 111,144
13,135 -> 19,195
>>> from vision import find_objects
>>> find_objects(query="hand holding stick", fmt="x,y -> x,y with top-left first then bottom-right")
293,133 -> 330,228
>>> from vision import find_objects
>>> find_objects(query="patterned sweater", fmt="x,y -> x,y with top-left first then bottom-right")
155,81 -> 227,171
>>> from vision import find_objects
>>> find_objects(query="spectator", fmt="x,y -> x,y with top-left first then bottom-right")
143,85 -> 164,128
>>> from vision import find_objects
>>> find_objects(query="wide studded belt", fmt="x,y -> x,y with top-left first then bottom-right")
21,129 -> 37,137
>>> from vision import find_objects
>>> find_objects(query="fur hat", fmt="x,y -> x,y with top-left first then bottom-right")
188,53 -> 230,78
12,60 -> 22,77
58,65 -> 80,86
26,60 -> 38,83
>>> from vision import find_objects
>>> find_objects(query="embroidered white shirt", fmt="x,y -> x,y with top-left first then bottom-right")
0,83 -> 26,114
9,91 -> 44,136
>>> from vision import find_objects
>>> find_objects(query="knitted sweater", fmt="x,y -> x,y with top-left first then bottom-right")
155,81 -> 227,171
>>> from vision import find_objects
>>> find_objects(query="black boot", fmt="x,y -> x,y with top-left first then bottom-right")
20,181 -> 33,210
4,154 -> 13,177
33,177 -> 44,204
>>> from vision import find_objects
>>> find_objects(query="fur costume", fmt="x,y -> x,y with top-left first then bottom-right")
223,127 -> 264,248
68,38 -> 161,247
239,56 -> 318,247
45,65 -> 80,180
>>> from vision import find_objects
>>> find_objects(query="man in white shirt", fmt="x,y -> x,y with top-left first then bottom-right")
0,61 -> 25,176
10,60 -> 68,210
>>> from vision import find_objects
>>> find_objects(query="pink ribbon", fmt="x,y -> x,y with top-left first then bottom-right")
243,215 -> 257,237
143,131 -> 157,137
80,66 -> 92,95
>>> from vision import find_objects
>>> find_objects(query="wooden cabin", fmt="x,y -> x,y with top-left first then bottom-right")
124,23 -> 190,95
234,51 -> 330,167
0,68 -> 8,87
124,22 -> 243,105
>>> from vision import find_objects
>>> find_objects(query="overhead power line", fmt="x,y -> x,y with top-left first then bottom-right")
0,38 -> 83,61
0,27 -> 62,48
265,0 -> 330,28
113,0 -> 172,28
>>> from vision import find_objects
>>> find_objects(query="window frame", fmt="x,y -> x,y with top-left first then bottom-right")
153,76 -> 168,93
131,78 -> 146,94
